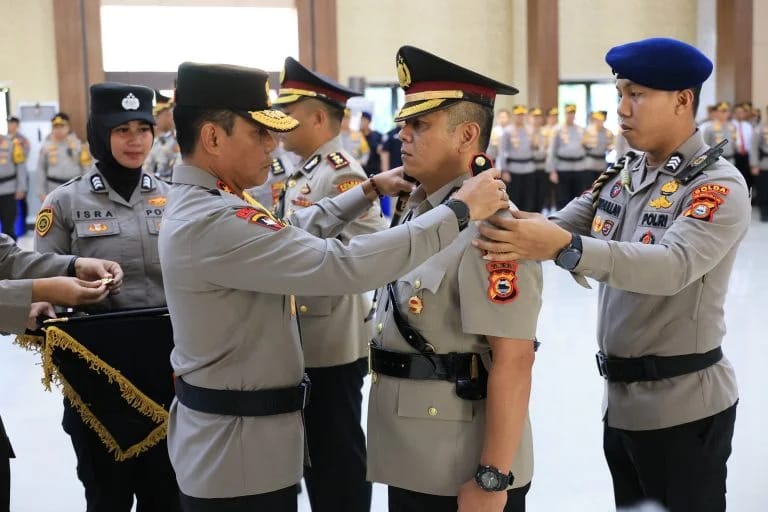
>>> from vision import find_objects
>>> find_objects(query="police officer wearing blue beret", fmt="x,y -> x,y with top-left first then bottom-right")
474,37 -> 749,511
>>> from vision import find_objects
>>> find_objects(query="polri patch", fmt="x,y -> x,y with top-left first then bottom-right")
35,208 -> 54,237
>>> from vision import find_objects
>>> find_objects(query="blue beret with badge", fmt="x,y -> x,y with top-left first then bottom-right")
605,37 -> 713,91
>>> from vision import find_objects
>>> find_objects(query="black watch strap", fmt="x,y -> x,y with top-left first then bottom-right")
67,256 -> 78,277
555,233 -> 583,271
444,199 -> 470,231
475,464 -> 514,492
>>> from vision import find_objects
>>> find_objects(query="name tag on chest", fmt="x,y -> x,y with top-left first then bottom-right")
74,209 -> 115,220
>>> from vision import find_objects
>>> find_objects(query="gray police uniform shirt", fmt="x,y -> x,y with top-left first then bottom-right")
34,168 -> 167,310
160,164 -> 462,499
0,135 -> 27,197
500,125 -> 535,175
281,136 -> 388,367
531,126 -> 549,171
367,174 -> 542,496
143,131 -> 179,180
551,130 -> 749,431
749,122 -> 768,169
0,234 -> 71,334
546,124 -> 586,172
583,126 -> 615,171
35,137 -> 86,197
702,121 -> 738,160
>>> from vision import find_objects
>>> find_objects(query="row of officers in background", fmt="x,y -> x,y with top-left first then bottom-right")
483,99 -> 768,222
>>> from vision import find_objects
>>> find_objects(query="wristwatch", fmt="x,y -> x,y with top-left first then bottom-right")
554,233 -> 583,271
475,464 -> 514,492
444,199 -> 470,231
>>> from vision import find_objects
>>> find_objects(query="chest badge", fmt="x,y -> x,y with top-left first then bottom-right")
300,183 -> 311,195
287,179 -> 297,188
88,223 -> 109,233
648,196 -> 673,209
610,181 -> 622,198
640,230 -> 656,245
408,296 -> 424,315
148,196 -> 167,206
660,180 -> 679,196
592,215 -> 604,233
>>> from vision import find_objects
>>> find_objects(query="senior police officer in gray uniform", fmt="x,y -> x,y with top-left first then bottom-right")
272,56 -> 387,511
35,113 -> 89,201
703,102 -> 738,164
583,110 -> 615,185
0,234 -> 123,511
546,103 -> 587,209
500,104 -> 537,213
0,134 -> 27,239
367,46 -> 542,512
143,92 -> 179,181
159,62 -> 508,512
36,83 -> 179,511
475,38 -> 749,512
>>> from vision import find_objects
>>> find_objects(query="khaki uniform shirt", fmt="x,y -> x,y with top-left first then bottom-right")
0,233 -> 71,334
34,169 -> 167,311
35,137 -> 86,197
546,124 -> 586,172
703,121 -> 738,160
749,122 -> 768,169
367,175 -> 542,496
0,135 -> 27,196
143,131 -> 179,181
583,126 -> 615,171
160,164 -> 462,499
551,130 -> 749,430
500,125 -> 535,174
281,136 -> 388,367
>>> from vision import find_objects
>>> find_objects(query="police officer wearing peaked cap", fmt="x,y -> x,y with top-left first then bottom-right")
159,61 -> 507,511
475,37 -> 749,512
272,55 -> 387,512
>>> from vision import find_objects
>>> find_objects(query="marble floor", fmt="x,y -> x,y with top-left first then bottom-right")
1,217 -> 767,511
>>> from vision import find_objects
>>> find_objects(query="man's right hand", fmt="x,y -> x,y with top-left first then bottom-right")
452,168 -> 509,220
31,276 -> 110,306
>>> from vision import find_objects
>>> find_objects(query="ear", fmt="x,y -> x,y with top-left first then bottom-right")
198,122 -> 222,156
313,106 -> 326,127
456,121 -> 481,153
676,89 -> 694,115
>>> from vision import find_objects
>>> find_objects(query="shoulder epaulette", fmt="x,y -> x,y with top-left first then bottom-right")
327,152 -> 350,170
676,140 -> 727,184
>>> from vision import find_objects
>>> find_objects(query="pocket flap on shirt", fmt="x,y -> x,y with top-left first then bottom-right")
146,218 -> 161,235
74,220 -> 120,237
296,296 -> 333,317
400,266 -> 447,294
397,379 -> 473,422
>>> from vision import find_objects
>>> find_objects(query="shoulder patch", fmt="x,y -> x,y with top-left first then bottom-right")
336,178 -> 364,194
235,207 -> 284,231
683,182 -> 730,222
327,152 -> 350,170
90,174 -> 106,192
303,154 -> 322,173
35,208 -> 54,237
271,157 -> 286,175
486,261 -> 519,304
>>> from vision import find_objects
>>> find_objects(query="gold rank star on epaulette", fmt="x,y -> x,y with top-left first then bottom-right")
327,152 -> 350,170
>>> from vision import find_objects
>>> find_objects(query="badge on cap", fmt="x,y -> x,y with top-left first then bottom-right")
397,55 -> 412,88
122,93 -> 140,111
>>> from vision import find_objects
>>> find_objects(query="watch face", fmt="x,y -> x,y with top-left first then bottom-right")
480,471 -> 500,489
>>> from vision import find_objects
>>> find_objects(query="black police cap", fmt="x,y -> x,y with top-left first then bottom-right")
175,62 -> 298,132
89,83 -> 155,130
274,57 -> 361,109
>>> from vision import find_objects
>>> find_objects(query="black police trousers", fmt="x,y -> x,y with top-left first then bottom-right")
388,483 -> 530,511
603,402 -> 737,512
554,171 -> 589,210
180,486 -> 297,512
67,418 -> 180,512
0,194 -> 17,241
303,357 -> 371,512
755,170 -> 768,221
505,172 -> 537,213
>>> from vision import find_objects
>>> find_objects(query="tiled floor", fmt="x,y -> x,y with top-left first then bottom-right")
2,218 -> 767,511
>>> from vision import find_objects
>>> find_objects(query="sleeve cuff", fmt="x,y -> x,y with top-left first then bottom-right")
574,235 -> 611,274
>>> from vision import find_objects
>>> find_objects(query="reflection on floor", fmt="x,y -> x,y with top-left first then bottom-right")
2,218 -> 767,511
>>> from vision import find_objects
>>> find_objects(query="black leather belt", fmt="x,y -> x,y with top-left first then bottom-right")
506,157 -> 533,164
533,158 -> 546,164
47,176 -> 69,184
0,175 -> 17,184
175,374 -> 310,416
596,347 -> 723,383
370,345 -> 488,400
557,155 -> 585,162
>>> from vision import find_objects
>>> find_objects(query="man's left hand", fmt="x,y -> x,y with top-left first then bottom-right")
472,209 -> 571,261
457,479 -> 507,512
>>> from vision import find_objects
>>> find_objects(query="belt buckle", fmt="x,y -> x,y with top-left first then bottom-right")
595,351 -> 608,379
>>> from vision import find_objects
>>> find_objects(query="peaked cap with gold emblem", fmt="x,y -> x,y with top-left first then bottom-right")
394,45 -> 518,122
273,56 -> 362,109
175,62 -> 298,132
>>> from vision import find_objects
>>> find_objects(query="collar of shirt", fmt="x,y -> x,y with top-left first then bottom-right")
630,129 -> 707,177
407,173 -> 470,218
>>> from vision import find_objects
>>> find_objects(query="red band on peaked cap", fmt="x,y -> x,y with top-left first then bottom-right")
406,81 -> 496,99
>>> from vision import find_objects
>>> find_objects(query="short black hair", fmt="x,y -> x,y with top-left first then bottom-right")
7,116 -> 19,124
691,85 -> 702,119
304,98 -> 344,126
446,101 -> 494,152
174,107 -> 236,157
